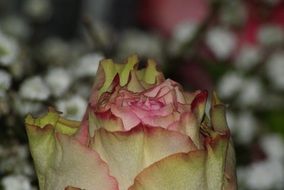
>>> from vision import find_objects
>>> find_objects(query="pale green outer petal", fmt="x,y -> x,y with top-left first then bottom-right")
95,55 -> 163,97
223,140 -> 237,190
25,109 -> 80,189
25,108 -> 80,135
128,151 -> 207,190
205,137 -> 229,190
120,55 -> 138,86
128,137 -> 233,190
141,59 -> 162,84
25,123 -> 54,189
126,70 -> 145,92
91,126 -> 197,190
98,58 -> 121,95
44,134 -> 118,190
98,55 -> 138,95
25,110 -> 119,190
210,92 -> 237,189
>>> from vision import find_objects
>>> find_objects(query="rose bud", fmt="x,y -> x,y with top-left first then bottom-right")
25,55 -> 237,190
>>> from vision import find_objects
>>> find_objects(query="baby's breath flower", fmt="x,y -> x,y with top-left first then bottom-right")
237,77 -> 263,107
0,16 -> 30,40
169,22 -> 198,54
1,174 -> 32,190
45,68 -> 72,97
19,76 -> 50,101
246,160 -> 284,190
206,27 -> 236,59
260,134 -> 284,161
0,31 -> 19,66
13,97 -> 43,116
118,30 -> 163,62
235,45 -> 261,71
257,24 -> 284,47
217,72 -> 243,99
266,51 -> 284,90
234,112 -> 258,144
74,53 -> 104,78
56,95 -> 87,120
0,69 -> 11,91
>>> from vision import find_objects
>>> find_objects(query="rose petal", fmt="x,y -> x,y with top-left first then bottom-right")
91,125 -> 196,190
168,111 -> 202,148
129,94 -> 237,190
44,134 -> 119,190
183,91 -> 201,104
129,103 -> 173,119
120,55 -> 139,86
142,111 -> 180,129
144,79 -> 174,97
25,110 -> 118,190
136,59 -> 164,85
128,151 -> 207,190
191,90 -> 208,122
129,132 -> 235,190
110,103 -> 141,130
89,110 -> 124,133
209,92 -> 237,189
126,70 -> 145,92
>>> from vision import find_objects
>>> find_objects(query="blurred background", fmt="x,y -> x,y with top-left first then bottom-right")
0,0 -> 284,189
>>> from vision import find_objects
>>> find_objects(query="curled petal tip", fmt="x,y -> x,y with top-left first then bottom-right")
191,90 -> 208,110
211,91 -> 222,106
191,90 -> 208,122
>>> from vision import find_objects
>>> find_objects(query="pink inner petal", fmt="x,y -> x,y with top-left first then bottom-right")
110,104 -> 141,130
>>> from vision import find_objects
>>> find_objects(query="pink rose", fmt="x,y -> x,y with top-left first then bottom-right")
26,55 -> 236,190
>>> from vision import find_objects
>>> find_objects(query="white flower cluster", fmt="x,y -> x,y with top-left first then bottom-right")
238,134 -> 284,189
0,145 -> 35,190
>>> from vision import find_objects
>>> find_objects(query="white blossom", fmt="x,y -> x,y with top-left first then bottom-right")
0,31 -> 19,66
260,134 -> 284,161
266,51 -> 284,90
0,145 -> 34,177
217,72 -> 243,99
257,24 -> 284,47
235,45 -> 261,71
0,16 -> 30,40
13,97 -> 43,115
0,70 -> 11,90
206,27 -> 236,59
1,175 -> 32,190
237,77 -> 263,107
236,167 -> 249,187
23,0 -> 52,21
234,112 -> 258,144
118,30 -> 163,62
19,76 -> 50,101
225,111 -> 237,134
245,160 -> 284,190
45,68 -> 72,97
170,22 -> 198,54
56,95 -> 87,120
74,53 -> 104,78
